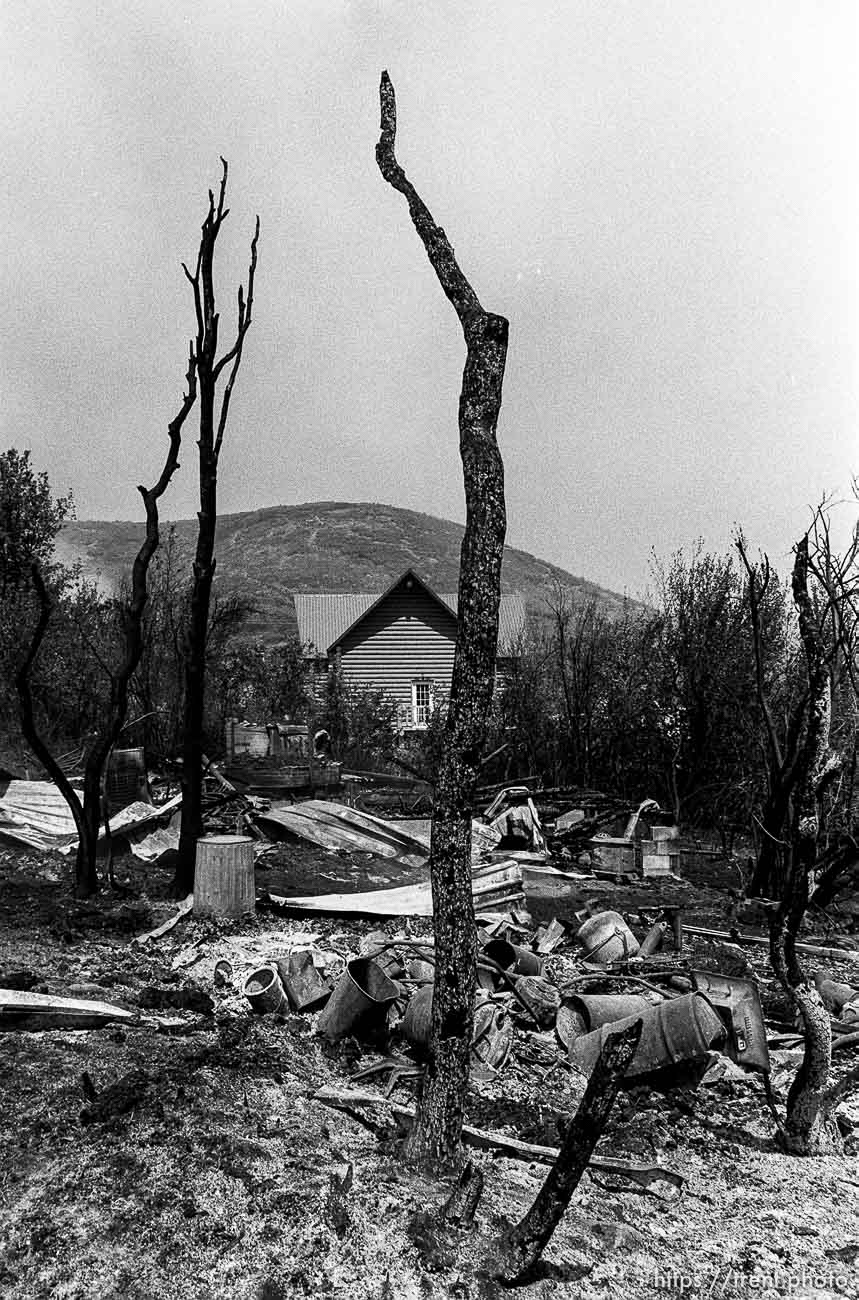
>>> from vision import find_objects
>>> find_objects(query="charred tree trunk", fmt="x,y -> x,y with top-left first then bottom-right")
736,538 -> 804,900
771,535 -> 842,1154
16,352 -> 195,897
376,72 -> 508,1173
492,1020 -> 642,1284
174,162 -> 259,896
16,565 -> 92,887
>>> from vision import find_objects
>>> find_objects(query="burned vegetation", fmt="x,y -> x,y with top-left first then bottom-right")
1,74 -> 858,1300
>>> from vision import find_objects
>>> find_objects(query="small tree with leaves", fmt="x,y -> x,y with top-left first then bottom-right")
0,450 -> 77,743
0,450 -> 74,596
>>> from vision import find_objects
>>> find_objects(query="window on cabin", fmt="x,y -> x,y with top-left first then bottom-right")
412,680 -> 433,727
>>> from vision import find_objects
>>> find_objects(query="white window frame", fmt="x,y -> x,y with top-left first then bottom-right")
411,679 -> 434,729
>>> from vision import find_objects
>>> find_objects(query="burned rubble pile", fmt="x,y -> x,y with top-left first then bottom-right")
225,902 -> 854,1157
4,776 -> 859,1148
4,785 -> 859,1296
28,882 -> 844,1182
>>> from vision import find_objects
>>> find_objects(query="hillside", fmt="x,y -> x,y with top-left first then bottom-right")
55,501 -> 631,641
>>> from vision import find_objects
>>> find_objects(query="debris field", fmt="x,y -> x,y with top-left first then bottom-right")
2,821 -> 859,1300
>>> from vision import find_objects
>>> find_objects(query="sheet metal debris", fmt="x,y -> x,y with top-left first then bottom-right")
0,781 -> 182,854
264,860 -> 524,918
0,989 -> 136,1031
258,799 -> 499,865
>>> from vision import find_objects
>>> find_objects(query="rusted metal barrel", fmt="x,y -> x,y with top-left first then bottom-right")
556,992 -> 654,1052
568,992 -> 726,1077
401,983 -> 434,1050
576,911 -> 640,964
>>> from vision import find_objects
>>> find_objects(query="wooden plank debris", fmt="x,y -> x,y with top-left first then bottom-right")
683,924 -> 859,964
131,894 -> 194,946
313,1085 -> 683,1193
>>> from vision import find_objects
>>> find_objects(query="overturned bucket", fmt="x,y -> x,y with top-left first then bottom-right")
315,957 -> 400,1041
567,992 -> 655,1030
401,984 -> 513,1077
576,911 -> 640,964
569,991 -> 726,1078
243,965 -> 288,1016
477,938 -> 543,989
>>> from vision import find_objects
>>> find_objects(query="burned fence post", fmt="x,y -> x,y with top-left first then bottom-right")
492,1019 -> 642,1285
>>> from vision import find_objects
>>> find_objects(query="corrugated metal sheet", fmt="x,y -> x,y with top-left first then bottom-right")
294,594 -> 377,655
294,579 -> 526,656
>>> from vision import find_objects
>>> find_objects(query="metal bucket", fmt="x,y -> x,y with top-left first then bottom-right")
315,957 -> 400,1041
569,992 -> 655,1030
576,911 -> 640,964
569,992 -> 726,1077
243,965 -> 288,1016
477,938 -> 543,989
401,985 -> 513,1077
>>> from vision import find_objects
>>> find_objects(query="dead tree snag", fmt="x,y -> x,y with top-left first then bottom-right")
738,518 -> 858,1154
174,161 -> 259,896
16,350 -> 195,897
376,71 -> 509,1173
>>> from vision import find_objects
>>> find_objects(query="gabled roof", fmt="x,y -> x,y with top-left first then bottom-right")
328,569 -> 455,652
294,568 -> 526,656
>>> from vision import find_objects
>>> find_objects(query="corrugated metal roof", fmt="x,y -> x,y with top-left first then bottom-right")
294,585 -> 526,656
294,594 -> 377,654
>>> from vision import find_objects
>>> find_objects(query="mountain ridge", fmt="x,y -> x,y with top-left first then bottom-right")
54,501 -> 632,641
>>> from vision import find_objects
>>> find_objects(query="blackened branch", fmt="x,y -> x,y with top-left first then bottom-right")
214,214 -> 260,458
376,70 -> 483,326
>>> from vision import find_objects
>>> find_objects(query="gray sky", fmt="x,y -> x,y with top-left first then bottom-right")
2,0 -> 857,597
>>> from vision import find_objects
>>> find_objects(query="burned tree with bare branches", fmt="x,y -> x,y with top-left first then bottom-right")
174,162 -> 259,896
16,352 -> 196,897
376,71 -> 509,1172
738,499 -> 859,1154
